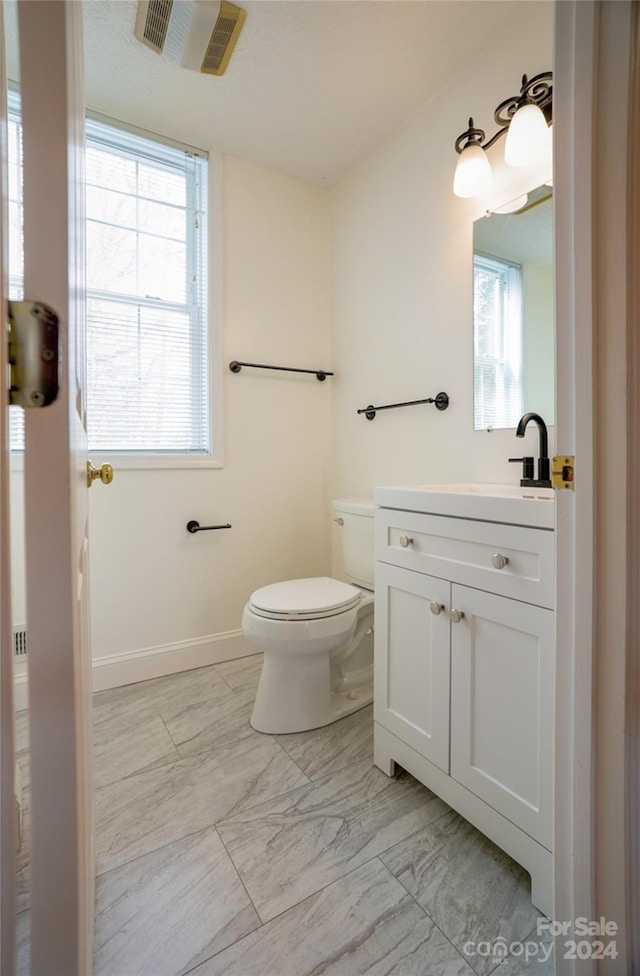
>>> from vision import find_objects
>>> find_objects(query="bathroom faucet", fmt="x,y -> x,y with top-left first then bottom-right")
509,412 -> 552,488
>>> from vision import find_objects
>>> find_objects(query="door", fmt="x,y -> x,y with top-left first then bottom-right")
15,3 -> 93,973
374,562 -> 450,772
449,583 -> 554,849
0,3 -> 17,972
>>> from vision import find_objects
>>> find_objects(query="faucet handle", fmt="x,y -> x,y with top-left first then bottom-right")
509,456 -> 535,480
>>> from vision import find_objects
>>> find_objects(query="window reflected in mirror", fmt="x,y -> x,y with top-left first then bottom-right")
473,185 -> 554,431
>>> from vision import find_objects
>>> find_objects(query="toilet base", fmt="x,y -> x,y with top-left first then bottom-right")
250,664 -> 373,735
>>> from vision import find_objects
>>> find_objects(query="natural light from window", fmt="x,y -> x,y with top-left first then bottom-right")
473,252 -> 523,430
8,95 -> 211,458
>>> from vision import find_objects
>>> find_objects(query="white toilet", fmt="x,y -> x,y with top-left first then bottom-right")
243,499 -> 375,734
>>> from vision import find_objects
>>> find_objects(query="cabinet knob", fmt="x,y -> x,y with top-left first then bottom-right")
449,608 -> 465,623
399,534 -> 414,548
334,517 -> 344,525
430,601 -> 444,616
491,553 -> 509,570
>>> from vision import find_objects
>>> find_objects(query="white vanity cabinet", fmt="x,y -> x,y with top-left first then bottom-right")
373,492 -> 555,916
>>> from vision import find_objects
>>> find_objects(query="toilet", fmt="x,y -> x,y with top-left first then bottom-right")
243,499 -> 375,734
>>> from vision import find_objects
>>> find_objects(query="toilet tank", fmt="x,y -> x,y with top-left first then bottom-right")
332,498 -> 375,590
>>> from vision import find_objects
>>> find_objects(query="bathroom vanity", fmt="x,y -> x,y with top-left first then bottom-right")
372,483 -> 554,916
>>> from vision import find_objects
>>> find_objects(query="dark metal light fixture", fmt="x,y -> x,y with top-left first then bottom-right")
453,71 -> 553,198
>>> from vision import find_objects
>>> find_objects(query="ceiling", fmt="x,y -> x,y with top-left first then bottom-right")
80,0 -> 546,187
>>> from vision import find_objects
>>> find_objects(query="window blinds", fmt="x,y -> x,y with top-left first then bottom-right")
85,118 -> 210,454
7,99 -> 210,456
473,253 -> 523,431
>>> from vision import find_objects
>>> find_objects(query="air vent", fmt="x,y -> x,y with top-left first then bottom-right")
13,626 -> 27,658
135,0 -> 174,54
201,1 -> 246,76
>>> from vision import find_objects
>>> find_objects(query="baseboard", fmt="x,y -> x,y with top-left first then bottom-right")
14,631 -> 259,708
91,631 -> 258,692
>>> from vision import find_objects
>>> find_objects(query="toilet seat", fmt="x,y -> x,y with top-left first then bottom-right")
249,577 -> 361,621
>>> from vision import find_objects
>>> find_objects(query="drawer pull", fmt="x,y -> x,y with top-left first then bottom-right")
430,601 -> 445,616
399,534 -> 414,548
491,552 -> 509,570
449,608 -> 465,623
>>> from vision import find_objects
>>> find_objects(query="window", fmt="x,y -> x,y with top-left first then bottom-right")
86,119 -> 210,456
8,98 -> 212,459
473,252 -> 523,430
8,90 -> 25,451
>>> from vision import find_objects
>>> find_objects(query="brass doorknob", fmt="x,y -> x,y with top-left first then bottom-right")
87,461 -> 114,487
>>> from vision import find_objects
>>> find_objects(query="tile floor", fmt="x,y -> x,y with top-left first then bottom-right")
14,655 -> 555,976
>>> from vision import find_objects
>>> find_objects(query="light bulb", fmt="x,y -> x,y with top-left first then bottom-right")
505,102 -> 551,167
453,143 -> 492,198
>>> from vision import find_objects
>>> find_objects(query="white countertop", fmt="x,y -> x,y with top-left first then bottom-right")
373,483 -> 555,530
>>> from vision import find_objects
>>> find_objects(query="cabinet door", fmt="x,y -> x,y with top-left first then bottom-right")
374,563 -> 450,772
450,584 -> 553,848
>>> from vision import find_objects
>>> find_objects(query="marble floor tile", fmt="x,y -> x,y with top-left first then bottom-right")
16,910 -> 30,976
189,859 -> 474,976
93,710 -> 180,789
14,709 -> 29,754
217,758 -> 450,923
15,749 -> 30,812
96,731 -> 309,874
214,655 -> 263,695
161,687 -> 256,759
94,665 -> 232,723
275,704 -> 373,781
497,932 -> 555,975
94,827 -> 260,976
380,810 -> 540,976
16,809 -> 31,914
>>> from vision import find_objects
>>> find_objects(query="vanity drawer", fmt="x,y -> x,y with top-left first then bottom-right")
376,509 -> 554,608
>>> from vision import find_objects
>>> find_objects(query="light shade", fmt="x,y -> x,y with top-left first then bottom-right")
453,143 -> 492,198
493,193 -> 528,215
504,103 -> 550,167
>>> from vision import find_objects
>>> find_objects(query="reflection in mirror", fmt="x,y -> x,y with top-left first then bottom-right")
473,184 -> 554,430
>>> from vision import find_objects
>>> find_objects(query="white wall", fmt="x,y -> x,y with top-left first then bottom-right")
12,3 -> 555,683
88,155 -> 332,664
328,4 -> 554,504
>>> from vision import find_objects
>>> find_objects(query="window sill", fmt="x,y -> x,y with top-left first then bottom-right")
89,453 -> 224,471
9,452 -> 223,472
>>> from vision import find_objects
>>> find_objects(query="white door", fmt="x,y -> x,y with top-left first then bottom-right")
11,3 -> 94,973
449,584 -> 554,850
374,562 -> 450,772
0,3 -> 17,972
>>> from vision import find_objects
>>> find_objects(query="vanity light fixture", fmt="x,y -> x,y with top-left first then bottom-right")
453,71 -> 553,199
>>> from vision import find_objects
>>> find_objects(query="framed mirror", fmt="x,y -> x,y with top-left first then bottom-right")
473,184 -> 554,430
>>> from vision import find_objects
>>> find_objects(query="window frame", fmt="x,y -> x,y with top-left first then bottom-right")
9,99 -> 224,469
472,250 -> 524,432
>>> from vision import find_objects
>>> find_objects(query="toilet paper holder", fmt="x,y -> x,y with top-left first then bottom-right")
186,520 -> 232,534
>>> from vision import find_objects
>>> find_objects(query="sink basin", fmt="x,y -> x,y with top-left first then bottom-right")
373,482 -> 554,529
415,483 -> 554,499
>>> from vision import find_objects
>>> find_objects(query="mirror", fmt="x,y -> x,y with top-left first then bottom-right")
473,184 -> 554,430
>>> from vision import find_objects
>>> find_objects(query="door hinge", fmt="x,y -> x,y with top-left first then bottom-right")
552,455 -> 575,491
7,300 -> 59,407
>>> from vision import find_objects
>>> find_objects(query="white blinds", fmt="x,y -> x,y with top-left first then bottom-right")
473,253 -> 523,431
85,118 -> 210,454
7,101 -> 210,455
8,90 -> 25,450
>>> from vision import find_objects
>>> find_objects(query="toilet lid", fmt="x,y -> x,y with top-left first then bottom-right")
249,577 -> 361,618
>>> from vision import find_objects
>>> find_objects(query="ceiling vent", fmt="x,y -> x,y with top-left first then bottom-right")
135,0 -> 173,55
134,0 -> 246,77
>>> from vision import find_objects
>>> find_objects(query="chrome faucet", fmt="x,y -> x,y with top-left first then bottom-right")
509,412 -> 552,487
